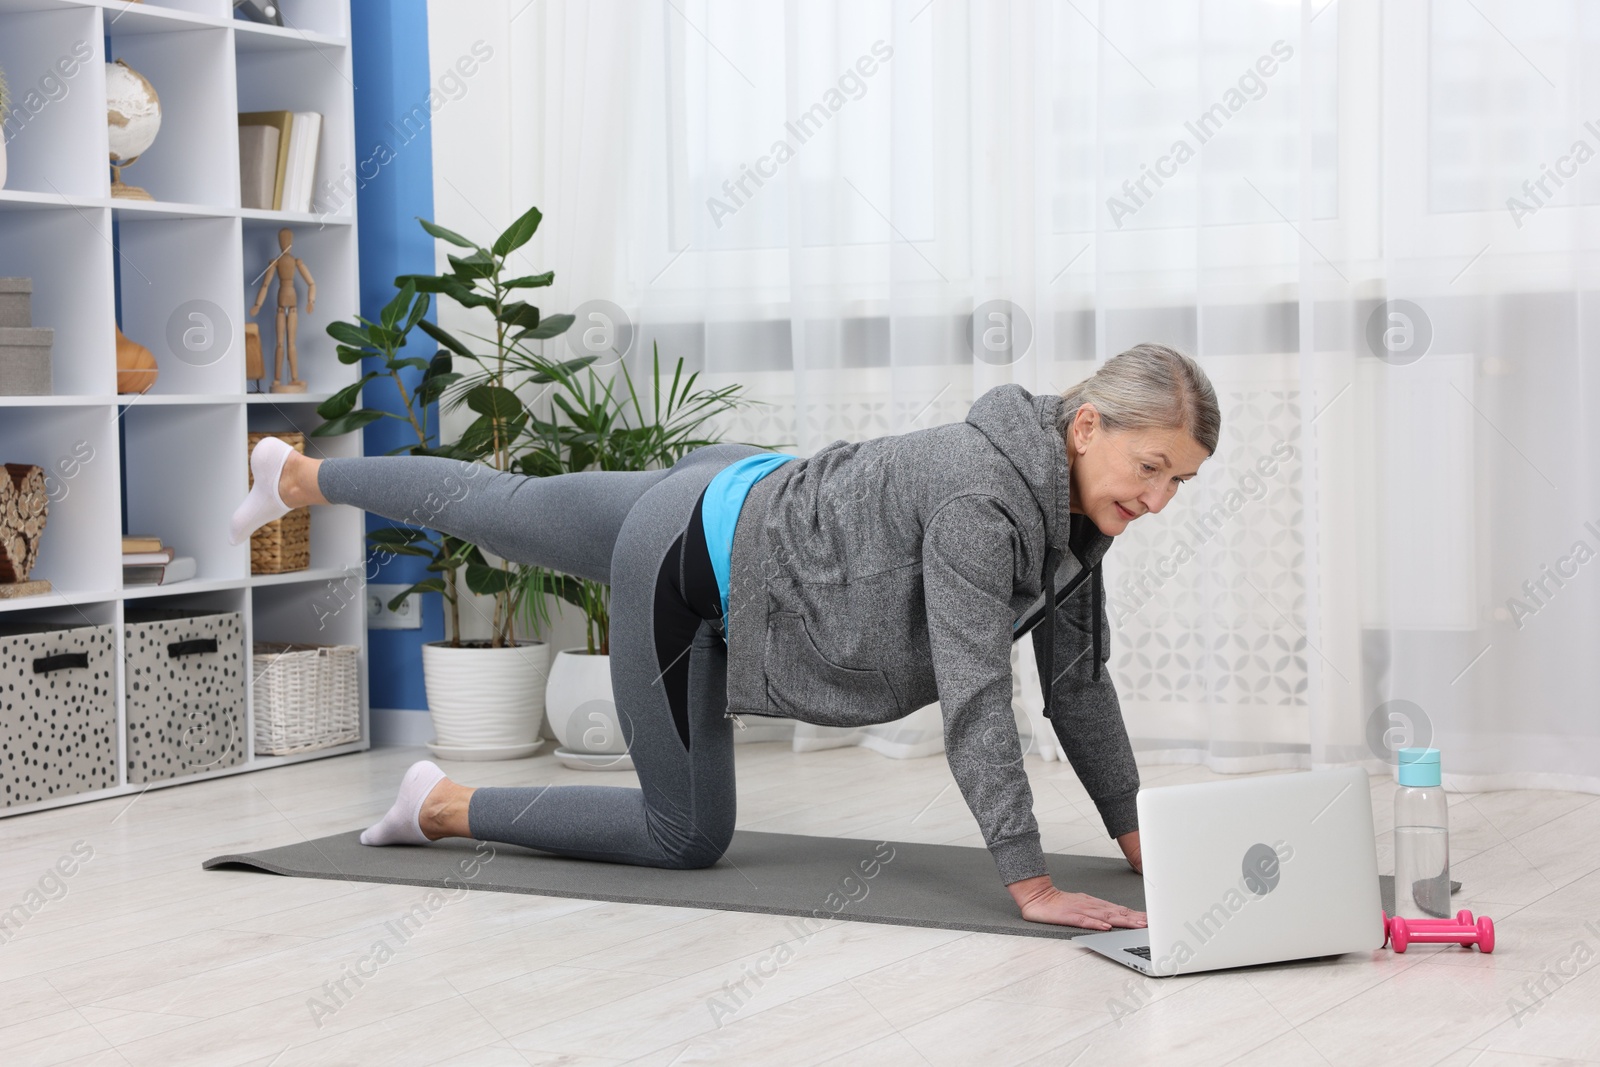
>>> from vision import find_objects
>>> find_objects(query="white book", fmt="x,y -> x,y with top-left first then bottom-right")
122,548 -> 175,565
238,123 -> 281,210
282,110 -> 322,213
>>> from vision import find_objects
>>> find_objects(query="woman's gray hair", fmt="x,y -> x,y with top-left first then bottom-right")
1057,343 -> 1221,455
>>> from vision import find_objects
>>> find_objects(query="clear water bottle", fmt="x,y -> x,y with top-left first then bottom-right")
1393,747 -> 1451,919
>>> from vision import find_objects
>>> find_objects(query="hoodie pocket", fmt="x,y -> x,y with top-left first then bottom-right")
764,612 -> 903,726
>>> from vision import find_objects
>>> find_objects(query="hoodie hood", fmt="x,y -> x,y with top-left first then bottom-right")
965,383 -> 1115,692
964,383 -> 1077,556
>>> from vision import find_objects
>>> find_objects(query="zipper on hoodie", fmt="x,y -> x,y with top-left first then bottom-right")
724,710 -> 747,729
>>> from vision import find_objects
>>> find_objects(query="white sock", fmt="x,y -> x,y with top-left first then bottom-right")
228,436 -> 296,546
359,760 -> 449,846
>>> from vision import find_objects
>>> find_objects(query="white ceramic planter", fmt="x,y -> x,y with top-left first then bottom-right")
544,648 -> 626,755
0,136 -> 8,190
421,639 -> 549,759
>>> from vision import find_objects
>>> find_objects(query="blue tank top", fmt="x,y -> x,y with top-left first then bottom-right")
701,453 -> 797,630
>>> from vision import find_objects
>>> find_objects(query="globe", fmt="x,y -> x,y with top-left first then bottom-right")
106,59 -> 161,199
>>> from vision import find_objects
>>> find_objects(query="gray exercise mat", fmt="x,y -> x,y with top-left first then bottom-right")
203,829 -> 1454,940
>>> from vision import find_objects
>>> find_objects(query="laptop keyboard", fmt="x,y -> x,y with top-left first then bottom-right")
1123,945 -> 1153,960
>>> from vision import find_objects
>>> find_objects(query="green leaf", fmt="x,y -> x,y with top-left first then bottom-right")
436,276 -> 496,309
326,320 -> 370,348
391,357 -> 431,373
393,273 -> 455,293
417,217 -> 478,249
379,541 -> 437,561
417,318 -> 475,358
492,205 -> 543,256
316,373 -> 378,421
515,313 -> 575,341
495,301 -> 541,332
522,354 -> 597,383
312,408 -> 389,437
334,344 -> 370,366
517,449 -> 565,478
386,588 -> 423,612
403,576 -> 448,593
418,369 -> 463,406
402,290 -> 431,333
380,280 -> 416,331
465,384 -> 525,419
503,272 -> 555,288
449,250 -> 495,280
423,350 -> 453,379
465,562 -> 516,597
366,323 -> 400,352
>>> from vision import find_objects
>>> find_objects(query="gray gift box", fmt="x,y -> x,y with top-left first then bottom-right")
0,278 -> 31,329
0,327 -> 54,396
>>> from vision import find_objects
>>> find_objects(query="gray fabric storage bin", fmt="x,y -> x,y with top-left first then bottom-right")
0,621 -> 118,809
124,608 -> 246,783
0,326 -> 53,395
0,278 -> 32,329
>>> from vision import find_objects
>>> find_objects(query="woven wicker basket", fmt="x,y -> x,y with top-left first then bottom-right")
252,641 -> 360,755
247,430 -> 310,574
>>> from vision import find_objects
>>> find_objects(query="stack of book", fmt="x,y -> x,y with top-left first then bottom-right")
123,535 -> 197,586
238,110 -> 324,213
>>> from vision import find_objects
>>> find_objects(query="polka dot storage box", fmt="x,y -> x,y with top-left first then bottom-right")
123,607 -> 246,783
0,620 -> 117,809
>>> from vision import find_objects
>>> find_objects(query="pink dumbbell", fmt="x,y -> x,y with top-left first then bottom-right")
1380,908 -> 1475,946
1384,911 -> 1495,953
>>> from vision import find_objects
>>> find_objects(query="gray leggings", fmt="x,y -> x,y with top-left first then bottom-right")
317,442 -> 765,869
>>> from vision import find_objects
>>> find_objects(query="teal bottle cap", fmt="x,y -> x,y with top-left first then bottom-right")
1398,746 -> 1441,787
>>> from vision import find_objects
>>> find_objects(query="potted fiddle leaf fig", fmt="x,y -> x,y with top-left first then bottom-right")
314,205 -> 582,760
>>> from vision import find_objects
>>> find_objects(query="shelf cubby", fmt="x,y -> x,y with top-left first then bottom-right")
114,212 -> 244,395
252,574 -> 363,651
120,399 -> 246,585
240,217 -> 356,394
245,399 -> 363,574
102,20 -> 237,207
0,3 -> 107,197
0,203 -> 118,395
234,31 -> 354,222
0,402 -> 123,596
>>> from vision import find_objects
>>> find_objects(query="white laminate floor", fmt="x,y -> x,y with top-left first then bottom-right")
2,742 -> 1598,1067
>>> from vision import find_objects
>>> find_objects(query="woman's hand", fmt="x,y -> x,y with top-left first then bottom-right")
1006,874 -> 1147,930
1117,829 -> 1142,874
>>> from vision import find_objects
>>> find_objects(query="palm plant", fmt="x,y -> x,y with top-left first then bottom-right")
498,341 -> 760,654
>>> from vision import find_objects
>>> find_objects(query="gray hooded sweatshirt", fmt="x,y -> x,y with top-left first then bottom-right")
724,383 -> 1141,885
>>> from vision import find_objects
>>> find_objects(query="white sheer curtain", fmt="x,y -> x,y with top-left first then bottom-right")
427,0 -> 1600,792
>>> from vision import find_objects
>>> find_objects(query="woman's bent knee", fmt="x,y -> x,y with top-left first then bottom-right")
656,831 -> 731,870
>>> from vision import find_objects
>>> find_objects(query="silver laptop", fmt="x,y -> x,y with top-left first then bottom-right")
1074,766 -> 1384,976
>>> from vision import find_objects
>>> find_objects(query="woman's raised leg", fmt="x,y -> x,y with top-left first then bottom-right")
314,452 -> 672,582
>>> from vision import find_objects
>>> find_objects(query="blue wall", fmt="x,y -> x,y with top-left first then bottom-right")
350,0 -> 436,714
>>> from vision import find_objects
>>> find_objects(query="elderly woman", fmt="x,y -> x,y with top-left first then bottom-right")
230,342 -> 1217,930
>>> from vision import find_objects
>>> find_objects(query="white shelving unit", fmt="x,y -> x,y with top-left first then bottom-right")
0,0 -> 369,816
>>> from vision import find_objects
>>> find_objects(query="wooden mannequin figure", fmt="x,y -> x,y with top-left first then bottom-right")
249,227 -> 316,393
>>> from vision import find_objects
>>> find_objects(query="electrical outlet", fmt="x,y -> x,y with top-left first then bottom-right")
367,583 -> 422,630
